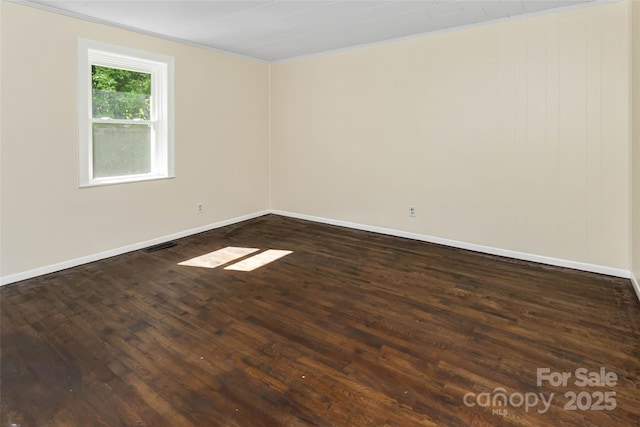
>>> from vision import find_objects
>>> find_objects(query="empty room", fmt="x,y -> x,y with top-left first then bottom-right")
1,0 -> 640,425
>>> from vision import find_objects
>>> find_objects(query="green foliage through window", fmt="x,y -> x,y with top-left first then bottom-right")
92,66 -> 151,120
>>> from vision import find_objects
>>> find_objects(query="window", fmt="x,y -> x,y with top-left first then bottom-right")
78,39 -> 174,187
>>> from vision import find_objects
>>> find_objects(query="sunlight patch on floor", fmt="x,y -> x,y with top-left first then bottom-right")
178,246 -> 259,269
224,249 -> 293,272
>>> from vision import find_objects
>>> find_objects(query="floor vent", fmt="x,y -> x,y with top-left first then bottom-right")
143,242 -> 177,253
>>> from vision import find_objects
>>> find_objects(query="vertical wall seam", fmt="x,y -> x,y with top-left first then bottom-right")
585,11 -> 590,258
627,1 -> 640,277
599,9 -> 604,264
525,25 -> 528,242
268,63 -> 272,210
544,17 -> 548,240
556,15 -> 561,255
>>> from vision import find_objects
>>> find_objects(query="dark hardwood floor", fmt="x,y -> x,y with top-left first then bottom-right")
2,214 -> 639,427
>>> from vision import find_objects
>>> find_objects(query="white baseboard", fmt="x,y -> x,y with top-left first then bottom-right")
270,209 -> 631,279
631,274 -> 640,303
0,210 -> 270,286
2,208 -> 633,287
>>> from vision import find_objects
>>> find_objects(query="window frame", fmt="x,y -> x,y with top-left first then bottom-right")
78,39 -> 175,187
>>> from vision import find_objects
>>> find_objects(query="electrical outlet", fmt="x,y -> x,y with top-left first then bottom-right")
409,206 -> 416,217
197,203 -> 204,214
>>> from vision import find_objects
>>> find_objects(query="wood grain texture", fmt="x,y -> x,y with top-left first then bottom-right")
1,214 -> 639,426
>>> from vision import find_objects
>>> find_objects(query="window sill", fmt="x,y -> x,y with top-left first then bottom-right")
79,174 -> 175,188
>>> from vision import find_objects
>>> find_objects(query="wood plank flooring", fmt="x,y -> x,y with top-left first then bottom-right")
1,214 -> 639,426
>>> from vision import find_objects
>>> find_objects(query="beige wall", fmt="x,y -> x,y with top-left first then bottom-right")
0,2 -> 270,277
1,0 -> 635,281
271,1 -> 631,270
633,0 -> 640,282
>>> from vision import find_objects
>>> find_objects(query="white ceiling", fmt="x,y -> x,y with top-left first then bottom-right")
19,0 -> 601,61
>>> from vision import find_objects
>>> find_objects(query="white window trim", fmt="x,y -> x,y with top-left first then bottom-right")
78,39 -> 175,187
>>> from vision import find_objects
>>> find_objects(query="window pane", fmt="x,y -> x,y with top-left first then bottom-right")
93,123 -> 151,178
92,66 -> 151,120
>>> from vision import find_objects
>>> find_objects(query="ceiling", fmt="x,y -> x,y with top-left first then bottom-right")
19,0 -> 601,61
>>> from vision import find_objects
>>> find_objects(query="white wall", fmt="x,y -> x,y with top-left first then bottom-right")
0,2 -> 270,279
271,1 -> 631,273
